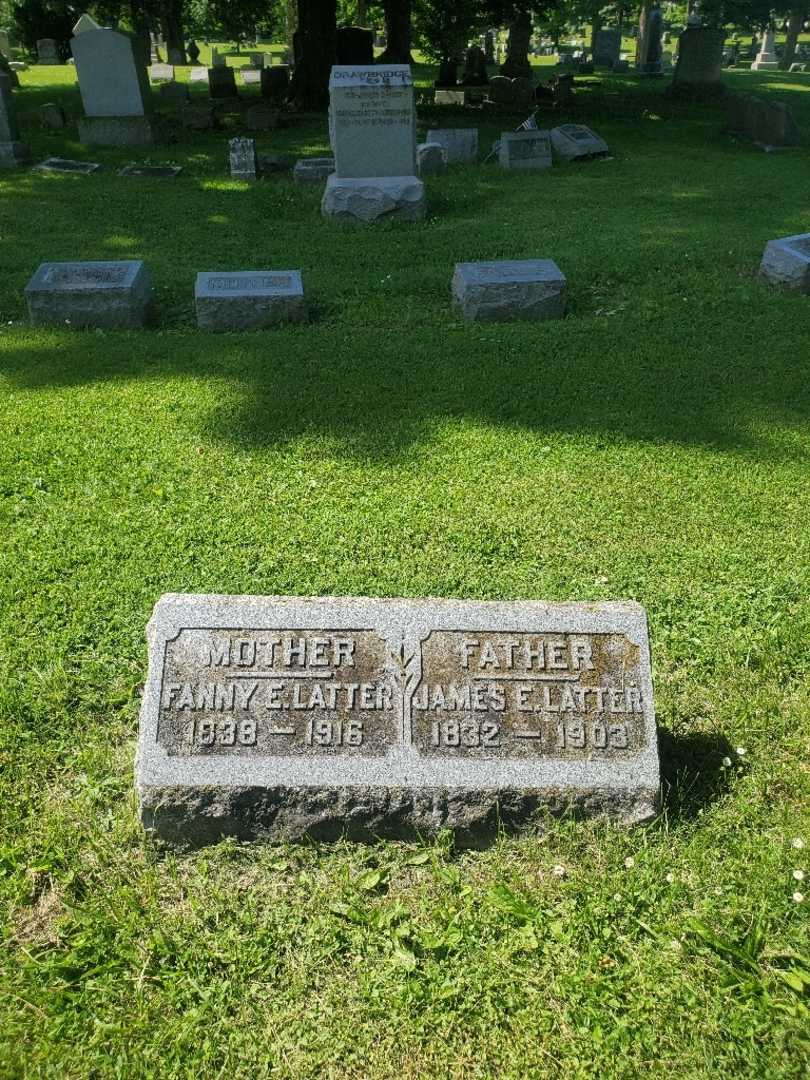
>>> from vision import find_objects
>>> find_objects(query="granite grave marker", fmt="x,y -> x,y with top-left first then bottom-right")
195,271 -> 307,330
25,260 -> 152,328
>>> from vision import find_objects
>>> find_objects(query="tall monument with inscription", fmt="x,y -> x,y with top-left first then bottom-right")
136,595 -> 660,846
321,65 -> 425,224
71,25 -> 154,147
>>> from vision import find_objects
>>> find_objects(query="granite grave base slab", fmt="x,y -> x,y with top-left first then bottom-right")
25,260 -> 153,328
78,114 -> 155,148
321,174 -> 425,223
759,233 -> 810,292
136,595 -> 660,847
119,163 -> 182,178
452,259 -> 566,322
33,156 -> 101,174
293,156 -> 334,184
195,270 -> 307,331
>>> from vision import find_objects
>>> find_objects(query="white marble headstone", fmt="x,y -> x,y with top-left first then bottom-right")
71,28 -> 150,117
328,65 -> 416,179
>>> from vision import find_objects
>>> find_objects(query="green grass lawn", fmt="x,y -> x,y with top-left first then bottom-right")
1,61 -> 809,1078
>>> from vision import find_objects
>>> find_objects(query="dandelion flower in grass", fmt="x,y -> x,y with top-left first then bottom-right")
552,865 -> 566,878
793,870 -> 805,882
665,872 -> 675,884
735,746 -> 747,757
669,939 -> 682,951
613,892 -> 622,902
792,838 -> 805,850
624,856 -> 635,869
792,892 -> 804,904
721,757 -> 732,768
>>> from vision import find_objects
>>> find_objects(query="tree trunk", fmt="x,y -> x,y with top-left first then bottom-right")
129,0 -> 151,59
781,6 -> 806,69
357,0 -> 368,24
284,0 -> 297,50
379,0 -> 412,64
161,0 -> 186,65
289,0 -> 337,110
635,0 -> 651,67
590,6 -> 603,57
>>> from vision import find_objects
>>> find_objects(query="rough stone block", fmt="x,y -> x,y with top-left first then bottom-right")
293,156 -> 335,184
77,114 -> 154,148
550,123 -> 609,161
424,127 -> 478,164
136,594 -> 660,847
321,174 -> 426,223
416,142 -> 446,176
759,233 -> 810,292
195,270 -> 307,331
499,129 -> 552,170
452,259 -> 566,322
25,260 -> 152,328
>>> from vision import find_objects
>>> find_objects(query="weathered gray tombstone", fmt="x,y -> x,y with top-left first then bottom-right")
499,129 -> 552,170
240,68 -> 262,86
33,156 -> 101,174
434,89 -> 466,106
25,260 -> 152,328
0,73 -> 27,167
461,44 -> 489,86
229,136 -> 258,181
759,233 -> 810,291
425,128 -> 478,164
550,123 -> 609,161
669,27 -> 725,98
195,271 -> 307,330
452,260 -> 566,321
167,47 -> 183,66
488,75 -> 516,104
594,28 -> 621,67
322,65 -> 425,224
261,65 -> 289,102
208,66 -> 237,99
149,62 -> 175,82
751,28 -> 779,71
335,26 -> 374,66
416,142 -> 447,176
0,54 -> 19,88
248,51 -> 265,68
37,39 -> 60,64
73,13 -> 101,35
726,93 -> 800,149
636,2 -> 663,75
136,595 -> 659,846
293,156 -> 335,184
38,102 -> 67,130
71,27 -> 154,147
158,80 -> 189,105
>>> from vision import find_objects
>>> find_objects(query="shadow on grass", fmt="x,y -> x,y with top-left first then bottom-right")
658,728 -> 736,826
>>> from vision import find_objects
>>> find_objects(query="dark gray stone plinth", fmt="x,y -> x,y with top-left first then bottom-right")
25,260 -> 152,328
452,259 -> 566,322
195,270 -> 307,330
136,595 -> 660,847
321,175 -> 425,223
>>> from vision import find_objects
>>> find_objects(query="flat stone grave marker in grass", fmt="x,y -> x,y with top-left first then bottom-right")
452,259 -> 566,321
550,123 -> 609,161
136,594 -> 660,847
293,156 -> 334,183
194,271 -> 307,330
149,62 -> 174,82
240,68 -> 261,85
425,127 -> 478,164
499,129 -> 552,170
759,233 -> 810,292
33,156 -> 101,173
118,162 -> 182,178
25,259 -> 153,328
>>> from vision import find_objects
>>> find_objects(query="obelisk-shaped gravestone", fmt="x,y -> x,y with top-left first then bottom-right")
751,29 -> 779,71
0,73 -> 27,167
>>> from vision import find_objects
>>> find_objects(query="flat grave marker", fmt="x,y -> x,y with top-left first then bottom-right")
118,163 -> 182,178
137,595 -> 660,846
499,130 -> 552,170
550,124 -> 609,161
33,156 -> 101,173
25,259 -> 153,328
452,259 -> 566,322
195,271 -> 307,330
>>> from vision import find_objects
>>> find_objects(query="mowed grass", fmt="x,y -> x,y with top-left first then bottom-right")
1,59 -> 809,1079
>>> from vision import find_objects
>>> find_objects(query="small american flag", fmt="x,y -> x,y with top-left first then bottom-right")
517,112 -> 538,132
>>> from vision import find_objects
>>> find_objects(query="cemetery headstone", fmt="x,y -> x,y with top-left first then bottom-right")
293,156 -> 335,184
73,13 -> 101,35
167,47 -> 183,66
0,53 -> 19,88
759,233 -> 810,292
336,26 -> 374,66
501,10 -> 532,78
248,51 -> 265,68
322,65 -> 425,224
434,89 -> 466,106
669,26 -> 725,98
209,66 -> 237,99
416,142 -> 447,176
461,45 -> 489,86
119,163 -> 182,178
488,74 -> 516,104
726,93 -> 800,149
453,260 -> 566,321
0,30 -> 9,56
789,63 -> 806,73
150,63 -> 175,82
72,27 -> 154,147
594,28 -> 621,68
261,65 -> 289,102
158,80 -> 189,105
550,124 -> 609,161
240,68 -> 262,85
136,595 -> 659,845
636,2 -> 663,75
751,29 -> 779,71
246,103 -> 278,131
25,260 -> 152,328
0,73 -> 27,167
425,128 -> 478,164
211,48 -> 225,68
499,129 -> 552,171
229,136 -> 258,181
36,39 -> 60,64
189,67 -> 208,83
38,102 -> 67,130
187,40 -> 200,64
33,156 -> 101,174
512,75 -> 534,105
195,271 -> 307,330
613,59 -> 630,73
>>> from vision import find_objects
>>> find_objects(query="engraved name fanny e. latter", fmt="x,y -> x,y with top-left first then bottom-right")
137,595 -> 660,845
